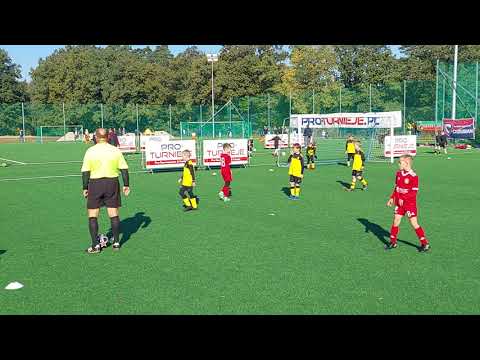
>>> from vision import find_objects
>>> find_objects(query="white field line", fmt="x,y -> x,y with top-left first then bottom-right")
0,157 -> 26,165
0,170 -> 150,182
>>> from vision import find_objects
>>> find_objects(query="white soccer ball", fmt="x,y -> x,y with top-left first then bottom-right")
98,234 -> 109,248
281,151 -> 286,156
212,172 -> 217,176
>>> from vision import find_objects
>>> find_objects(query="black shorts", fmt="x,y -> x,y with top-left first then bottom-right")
179,185 -> 194,198
347,153 -> 355,161
289,175 -> 302,184
439,143 -> 446,148
352,170 -> 363,177
87,178 -> 121,209
306,155 -> 315,163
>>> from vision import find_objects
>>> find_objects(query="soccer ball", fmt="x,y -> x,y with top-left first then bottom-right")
281,151 -> 286,156
1,163 -> 7,167
97,234 -> 110,248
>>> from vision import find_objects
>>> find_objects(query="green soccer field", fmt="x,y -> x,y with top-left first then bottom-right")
1,140 -> 480,314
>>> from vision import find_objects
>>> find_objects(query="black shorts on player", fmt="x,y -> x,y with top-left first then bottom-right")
289,175 -> 302,185
351,170 -> 363,178
87,178 -> 121,209
347,153 -> 354,162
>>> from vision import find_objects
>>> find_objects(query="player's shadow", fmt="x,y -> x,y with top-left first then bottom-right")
336,180 -> 351,189
281,187 -> 291,197
0,250 -> 6,257
357,218 -> 420,249
337,162 -> 348,167
106,212 -> 152,247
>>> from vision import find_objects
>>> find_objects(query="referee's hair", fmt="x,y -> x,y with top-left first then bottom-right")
96,128 -> 108,140
400,154 -> 413,162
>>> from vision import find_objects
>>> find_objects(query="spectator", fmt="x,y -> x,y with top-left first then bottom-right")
19,129 -> 25,143
108,128 -> 119,147
303,123 -> 313,145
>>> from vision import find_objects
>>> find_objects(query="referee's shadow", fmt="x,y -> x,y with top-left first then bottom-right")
106,212 -> 152,247
357,218 -> 420,250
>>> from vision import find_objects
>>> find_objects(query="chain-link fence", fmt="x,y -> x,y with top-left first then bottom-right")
0,79 -> 462,140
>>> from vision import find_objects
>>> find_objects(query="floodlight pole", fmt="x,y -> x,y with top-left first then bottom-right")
435,60 -> 439,126
475,61 -> 478,123
312,89 -> 315,113
207,54 -> 218,138
136,104 -> 139,133
339,86 -> 342,113
169,104 -> 172,135
100,103 -> 104,128
403,80 -> 406,134
63,102 -> 66,137
21,102 -> 25,142
369,84 -> 372,112
452,45 -> 458,119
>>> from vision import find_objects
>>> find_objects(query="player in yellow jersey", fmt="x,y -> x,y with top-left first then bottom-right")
346,142 -> 368,192
306,142 -> 317,170
178,150 -> 198,212
345,135 -> 356,167
287,143 -> 304,200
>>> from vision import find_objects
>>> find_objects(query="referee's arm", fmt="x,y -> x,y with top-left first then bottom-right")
118,152 -> 130,196
81,152 -> 91,197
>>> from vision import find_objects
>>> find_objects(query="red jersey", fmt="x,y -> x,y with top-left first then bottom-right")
221,152 -> 231,172
390,169 -> 419,205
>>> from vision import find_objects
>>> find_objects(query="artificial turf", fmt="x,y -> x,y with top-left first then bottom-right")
0,140 -> 479,314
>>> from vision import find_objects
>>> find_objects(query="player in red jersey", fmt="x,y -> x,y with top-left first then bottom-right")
218,143 -> 233,202
385,154 -> 430,252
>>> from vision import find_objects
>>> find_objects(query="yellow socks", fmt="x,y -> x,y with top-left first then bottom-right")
183,198 -> 191,207
190,197 -> 198,209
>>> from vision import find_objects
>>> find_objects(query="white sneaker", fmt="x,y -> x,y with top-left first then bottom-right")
218,191 -> 225,199
223,197 -> 231,202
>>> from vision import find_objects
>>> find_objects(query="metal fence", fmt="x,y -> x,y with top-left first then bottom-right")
0,80 -> 453,138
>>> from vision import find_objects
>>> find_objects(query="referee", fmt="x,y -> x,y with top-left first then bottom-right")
81,128 -> 130,254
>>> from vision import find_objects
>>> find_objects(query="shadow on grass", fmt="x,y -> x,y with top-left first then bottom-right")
357,218 -> 420,250
281,187 -> 292,197
0,250 -> 6,256
337,162 -> 349,167
336,180 -> 351,189
106,212 -> 152,247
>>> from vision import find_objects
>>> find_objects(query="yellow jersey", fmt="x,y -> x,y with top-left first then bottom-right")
181,160 -> 195,187
346,140 -> 355,154
352,151 -> 365,171
81,142 -> 128,179
288,153 -> 304,177
306,146 -> 316,157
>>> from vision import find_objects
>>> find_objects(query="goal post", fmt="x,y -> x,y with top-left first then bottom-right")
36,125 -> 84,143
277,111 -> 402,166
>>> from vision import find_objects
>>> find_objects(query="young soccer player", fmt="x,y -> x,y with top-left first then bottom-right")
306,141 -> 317,170
287,143 -> 304,200
346,142 -> 368,191
270,134 -> 282,158
218,143 -> 233,202
247,138 -> 254,157
178,150 -> 198,212
345,135 -> 356,167
385,154 -> 430,252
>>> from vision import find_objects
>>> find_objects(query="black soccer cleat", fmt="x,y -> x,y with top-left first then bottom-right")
384,242 -> 398,250
112,242 -> 121,251
418,244 -> 431,253
184,206 -> 194,212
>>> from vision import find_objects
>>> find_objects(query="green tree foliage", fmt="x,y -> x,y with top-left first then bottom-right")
0,49 -> 28,103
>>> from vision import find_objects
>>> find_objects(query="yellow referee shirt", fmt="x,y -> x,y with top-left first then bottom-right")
81,142 -> 128,179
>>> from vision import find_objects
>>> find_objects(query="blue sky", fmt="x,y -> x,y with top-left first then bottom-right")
0,45 -> 402,82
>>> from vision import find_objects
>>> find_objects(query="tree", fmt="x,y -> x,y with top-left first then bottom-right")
334,45 -> 403,87
0,48 -> 28,103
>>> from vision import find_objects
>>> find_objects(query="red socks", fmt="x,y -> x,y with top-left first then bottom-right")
415,227 -> 429,246
222,186 -> 230,197
390,226 -> 399,244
